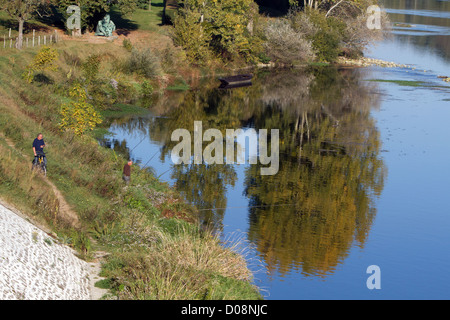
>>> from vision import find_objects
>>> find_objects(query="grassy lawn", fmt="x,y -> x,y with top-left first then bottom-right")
126,0 -> 166,31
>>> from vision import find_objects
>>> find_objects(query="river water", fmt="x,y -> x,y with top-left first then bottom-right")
102,0 -> 450,299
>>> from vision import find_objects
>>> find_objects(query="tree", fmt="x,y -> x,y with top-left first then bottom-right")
172,0 -> 262,63
59,83 -> 103,136
22,46 -> 59,83
288,0 -> 369,11
0,0 -> 49,50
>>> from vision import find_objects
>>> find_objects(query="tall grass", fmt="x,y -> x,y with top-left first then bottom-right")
101,225 -> 261,300
123,47 -> 163,79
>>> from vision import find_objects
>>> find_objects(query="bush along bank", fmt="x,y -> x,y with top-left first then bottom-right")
170,0 -> 389,68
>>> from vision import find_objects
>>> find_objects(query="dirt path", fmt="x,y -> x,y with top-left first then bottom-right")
0,135 -> 110,299
43,177 -> 81,228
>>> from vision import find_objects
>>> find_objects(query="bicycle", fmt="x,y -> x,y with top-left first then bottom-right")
32,152 -> 47,176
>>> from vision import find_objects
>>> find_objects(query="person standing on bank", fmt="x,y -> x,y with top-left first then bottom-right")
32,133 -> 47,166
123,160 -> 132,184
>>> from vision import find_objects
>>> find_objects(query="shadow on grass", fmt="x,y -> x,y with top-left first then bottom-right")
0,18 -> 54,35
151,2 -> 166,8
109,8 -> 139,36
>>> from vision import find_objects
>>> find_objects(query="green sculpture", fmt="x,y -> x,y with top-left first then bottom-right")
95,14 -> 116,37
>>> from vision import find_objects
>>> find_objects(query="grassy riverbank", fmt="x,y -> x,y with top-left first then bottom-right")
0,8 -> 262,299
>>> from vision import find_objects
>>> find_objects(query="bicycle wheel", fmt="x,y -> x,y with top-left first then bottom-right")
41,162 -> 47,176
32,162 -> 39,173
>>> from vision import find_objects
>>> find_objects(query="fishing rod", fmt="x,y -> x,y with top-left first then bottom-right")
157,168 -> 172,179
141,149 -> 160,169
197,203 -> 299,212
129,135 -> 147,153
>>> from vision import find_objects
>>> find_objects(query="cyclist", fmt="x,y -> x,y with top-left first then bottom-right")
32,133 -> 47,167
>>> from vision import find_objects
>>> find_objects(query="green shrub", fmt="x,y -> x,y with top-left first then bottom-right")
141,80 -> 154,97
116,80 -> 139,103
71,229 -> 92,256
291,9 -> 345,63
264,18 -> 314,65
82,54 -> 102,84
122,39 -> 133,52
258,52 -> 271,64
125,48 -> 162,79
93,175 -> 119,198
160,45 -> 180,73
311,28 -> 341,62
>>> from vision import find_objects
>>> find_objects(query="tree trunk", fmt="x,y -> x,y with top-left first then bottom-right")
149,0 -> 152,10
16,18 -> 24,50
325,0 -> 344,18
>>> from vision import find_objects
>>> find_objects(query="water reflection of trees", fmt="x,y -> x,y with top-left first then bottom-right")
101,115 -> 153,164
244,67 -> 386,277
145,84 -> 253,230
171,164 -> 237,230
105,66 -> 386,276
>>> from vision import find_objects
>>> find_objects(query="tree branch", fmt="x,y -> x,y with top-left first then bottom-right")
325,0 -> 345,18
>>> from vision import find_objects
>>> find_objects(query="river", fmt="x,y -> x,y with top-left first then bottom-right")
102,0 -> 450,299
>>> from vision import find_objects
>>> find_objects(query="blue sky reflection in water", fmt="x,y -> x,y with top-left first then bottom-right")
103,1 -> 450,299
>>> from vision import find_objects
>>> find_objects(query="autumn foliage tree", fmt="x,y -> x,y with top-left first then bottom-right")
172,0 -> 263,64
59,83 -> 102,136
22,46 -> 59,83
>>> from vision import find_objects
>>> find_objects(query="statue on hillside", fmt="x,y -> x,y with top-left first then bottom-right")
95,14 -> 116,37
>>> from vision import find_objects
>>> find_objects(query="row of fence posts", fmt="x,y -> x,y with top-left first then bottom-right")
2,28 -> 59,49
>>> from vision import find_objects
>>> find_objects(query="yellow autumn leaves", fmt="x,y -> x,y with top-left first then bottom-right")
23,47 -> 102,136
22,46 -> 59,83
59,83 -> 102,136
